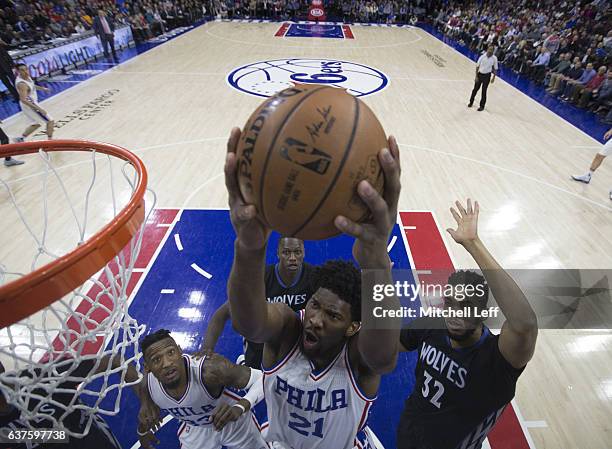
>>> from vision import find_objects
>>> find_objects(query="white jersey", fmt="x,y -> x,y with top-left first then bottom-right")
263,311 -> 376,449
16,75 -> 38,104
148,354 -> 268,449
148,354 -> 224,426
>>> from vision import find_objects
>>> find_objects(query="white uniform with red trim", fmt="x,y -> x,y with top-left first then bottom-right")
148,354 -> 268,449
15,75 -> 53,125
262,312 -> 376,449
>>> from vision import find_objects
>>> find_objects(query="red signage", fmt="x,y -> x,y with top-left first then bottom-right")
308,0 -> 326,21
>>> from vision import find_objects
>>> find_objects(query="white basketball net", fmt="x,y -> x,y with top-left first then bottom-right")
0,146 -> 155,438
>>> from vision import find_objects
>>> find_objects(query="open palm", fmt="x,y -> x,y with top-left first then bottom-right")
447,199 -> 479,245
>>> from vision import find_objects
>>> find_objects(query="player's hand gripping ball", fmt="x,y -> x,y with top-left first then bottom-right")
236,85 -> 387,240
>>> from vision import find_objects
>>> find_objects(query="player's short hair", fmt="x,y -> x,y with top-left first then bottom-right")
311,260 -> 361,321
15,62 -> 26,69
447,270 -> 489,309
141,329 -> 173,357
277,236 -> 303,250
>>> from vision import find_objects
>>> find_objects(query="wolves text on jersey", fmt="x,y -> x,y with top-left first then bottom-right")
419,342 -> 468,389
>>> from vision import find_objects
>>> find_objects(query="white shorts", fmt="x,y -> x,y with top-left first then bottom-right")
178,412 -> 268,449
599,139 -> 612,157
20,102 -> 53,126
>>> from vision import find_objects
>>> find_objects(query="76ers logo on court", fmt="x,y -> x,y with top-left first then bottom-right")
227,59 -> 389,98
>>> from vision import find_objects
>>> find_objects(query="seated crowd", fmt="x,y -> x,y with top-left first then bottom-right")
0,0 -> 207,48
1,0 -> 609,122
433,0 -> 612,123
207,0 -> 429,24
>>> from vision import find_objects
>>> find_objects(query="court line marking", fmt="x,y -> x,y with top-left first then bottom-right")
7,135 -> 610,231
125,211 -> 181,316
571,145 -> 602,149
399,142 -> 612,212
391,77 -> 471,82
174,233 -> 184,251
387,235 -> 397,252
511,399 -> 538,449
191,262 -> 212,279
5,137 -> 227,186
204,20 -> 422,49
524,420 -> 548,428
160,289 -> 175,294
110,70 -> 225,76
429,209 -> 458,268
156,223 -> 172,228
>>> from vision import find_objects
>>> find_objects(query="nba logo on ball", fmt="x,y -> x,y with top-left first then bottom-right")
227,58 -> 389,98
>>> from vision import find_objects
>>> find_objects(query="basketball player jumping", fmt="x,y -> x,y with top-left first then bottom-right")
201,236 -> 315,368
223,127 -> 402,449
136,329 -> 268,449
14,63 -> 54,141
396,199 -> 538,449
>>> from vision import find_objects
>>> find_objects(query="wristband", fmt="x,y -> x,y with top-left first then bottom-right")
232,403 -> 246,414
244,368 -> 259,389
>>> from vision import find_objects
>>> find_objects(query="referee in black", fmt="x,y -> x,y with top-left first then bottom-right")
468,45 -> 498,111
199,236 -> 314,368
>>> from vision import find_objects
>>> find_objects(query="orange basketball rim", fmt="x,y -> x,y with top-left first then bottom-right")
0,140 -> 148,328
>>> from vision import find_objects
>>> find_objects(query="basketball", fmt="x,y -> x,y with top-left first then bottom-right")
236,84 -> 387,240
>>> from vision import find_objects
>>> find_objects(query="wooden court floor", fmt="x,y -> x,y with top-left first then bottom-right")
1,21 -> 611,448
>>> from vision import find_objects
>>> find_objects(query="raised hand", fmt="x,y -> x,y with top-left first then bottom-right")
334,135 -> 401,269
447,199 -> 480,246
225,127 -> 271,250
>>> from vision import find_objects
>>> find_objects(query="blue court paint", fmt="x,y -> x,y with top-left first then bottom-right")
419,23 -> 610,143
99,209 -> 417,449
285,23 -> 346,39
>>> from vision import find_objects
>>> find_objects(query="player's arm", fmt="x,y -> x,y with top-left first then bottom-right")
204,353 -> 265,431
200,301 -> 232,353
34,84 -> 50,92
338,136 -> 402,374
447,199 -> 538,369
225,127 -> 296,343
